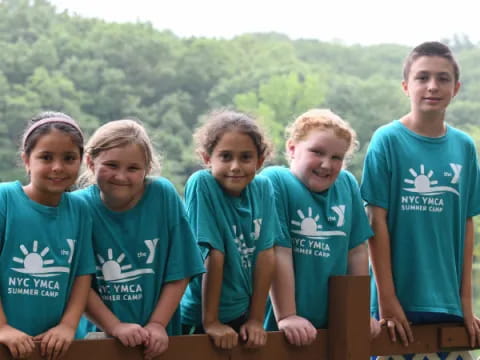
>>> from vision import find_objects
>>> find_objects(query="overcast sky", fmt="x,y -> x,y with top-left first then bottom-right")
49,0 -> 477,47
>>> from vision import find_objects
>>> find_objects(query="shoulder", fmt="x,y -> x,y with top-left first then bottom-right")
185,169 -> 217,193
0,181 -> 21,196
447,126 -> 477,147
259,166 -> 292,184
148,176 -> 177,193
369,121 -> 399,143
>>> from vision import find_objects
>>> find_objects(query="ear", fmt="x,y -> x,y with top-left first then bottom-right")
21,152 -> 30,173
453,81 -> 461,97
286,139 -> 296,159
401,80 -> 409,96
201,152 -> 211,167
256,156 -> 265,170
86,154 -> 95,172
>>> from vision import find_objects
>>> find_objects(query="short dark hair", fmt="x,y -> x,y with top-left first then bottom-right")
403,41 -> 459,82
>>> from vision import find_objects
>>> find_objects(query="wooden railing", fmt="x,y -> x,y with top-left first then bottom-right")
1,276 -> 476,359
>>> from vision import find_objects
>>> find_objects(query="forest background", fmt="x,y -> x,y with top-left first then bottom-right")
2,0 -> 480,308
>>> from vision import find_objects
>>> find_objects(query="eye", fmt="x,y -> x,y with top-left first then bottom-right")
241,153 -> 254,161
128,166 -> 141,172
311,149 -> 325,156
415,75 -> 428,81
64,154 -> 78,162
104,162 -> 117,169
332,155 -> 344,161
39,154 -> 53,161
219,153 -> 232,161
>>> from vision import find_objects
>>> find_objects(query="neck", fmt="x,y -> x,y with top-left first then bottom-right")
23,184 -> 62,207
400,110 -> 446,137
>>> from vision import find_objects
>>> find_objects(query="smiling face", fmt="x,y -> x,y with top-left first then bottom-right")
22,129 -> 82,206
87,143 -> 148,211
402,55 -> 460,115
203,131 -> 264,197
288,128 -> 349,193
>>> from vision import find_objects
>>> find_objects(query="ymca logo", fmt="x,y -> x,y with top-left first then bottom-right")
11,239 -> 75,277
96,239 -> 158,283
291,206 -> 346,240
233,225 -> 256,269
403,164 -> 461,196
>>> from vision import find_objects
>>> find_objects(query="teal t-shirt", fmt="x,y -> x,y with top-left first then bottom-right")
73,177 -> 205,335
180,170 -> 278,325
361,120 -> 480,317
0,181 -> 95,336
261,166 -> 372,329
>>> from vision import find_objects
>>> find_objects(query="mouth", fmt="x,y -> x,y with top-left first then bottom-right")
48,177 -> 68,183
423,97 -> 442,102
312,169 -> 330,179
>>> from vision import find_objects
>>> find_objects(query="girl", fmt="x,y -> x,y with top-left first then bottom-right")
180,110 -> 277,349
362,42 -> 480,359
74,119 -> 204,359
262,109 -> 380,345
0,112 -> 95,359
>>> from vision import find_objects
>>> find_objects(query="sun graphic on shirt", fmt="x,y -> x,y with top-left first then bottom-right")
97,249 -> 132,281
96,248 -> 154,283
403,165 -> 438,192
403,164 -> 459,196
291,207 -> 322,236
13,240 -> 53,272
11,240 -> 71,277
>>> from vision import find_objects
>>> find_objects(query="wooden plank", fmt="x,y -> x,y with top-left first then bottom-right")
439,325 -> 471,349
327,275 -> 371,360
231,330 -> 328,360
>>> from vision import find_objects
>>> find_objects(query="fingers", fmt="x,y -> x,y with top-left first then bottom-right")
243,329 -> 267,348
382,318 -> 413,346
144,337 -> 168,360
213,332 -> 238,349
284,325 -> 314,346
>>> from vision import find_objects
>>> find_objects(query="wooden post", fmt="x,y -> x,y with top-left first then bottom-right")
328,275 -> 370,360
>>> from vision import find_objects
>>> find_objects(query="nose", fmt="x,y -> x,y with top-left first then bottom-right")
52,160 -> 64,172
427,78 -> 439,92
230,159 -> 240,172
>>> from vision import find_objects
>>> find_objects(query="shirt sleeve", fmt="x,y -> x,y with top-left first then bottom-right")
360,134 -> 391,210
184,173 -> 226,256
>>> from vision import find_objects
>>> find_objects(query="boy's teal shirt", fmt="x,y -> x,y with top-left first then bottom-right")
361,120 -> 480,317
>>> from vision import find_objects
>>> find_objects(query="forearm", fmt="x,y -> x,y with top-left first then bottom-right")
270,246 -> 296,321
347,242 -> 368,275
148,278 -> 189,326
461,217 -> 474,307
59,275 -> 91,328
202,249 -> 224,325
85,288 -> 122,334
367,205 -> 396,301
248,248 -> 275,322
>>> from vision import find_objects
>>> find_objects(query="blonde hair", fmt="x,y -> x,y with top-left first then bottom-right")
79,119 -> 160,186
286,109 -> 358,162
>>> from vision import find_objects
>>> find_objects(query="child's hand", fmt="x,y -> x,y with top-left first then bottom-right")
370,317 -> 381,339
0,324 -> 35,359
204,321 -> 238,349
33,322 -> 75,360
110,322 -> 149,348
463,312 -> 480,347
239,319 -> 267,348
143,322 -> 168,359
277,315 -> 317,346
379,296 -> 413,346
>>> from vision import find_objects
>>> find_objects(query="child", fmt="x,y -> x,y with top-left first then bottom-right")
0,112 -> 95,359
74,119 -> 204,359
262,109 -> 380,345
180,110 -> 277,349
361,41 -> 480,359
